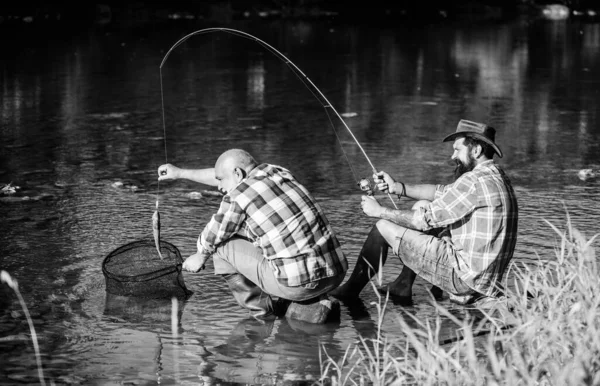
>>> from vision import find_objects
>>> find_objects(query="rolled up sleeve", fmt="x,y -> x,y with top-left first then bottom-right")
414,176 -> 478,230
198,196 -> 246,254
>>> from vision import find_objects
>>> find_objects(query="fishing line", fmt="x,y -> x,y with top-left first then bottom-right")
151,66 -> 169,258
155,69 -> 170,217
159,27 -> 397,209
156,97 -> 169,209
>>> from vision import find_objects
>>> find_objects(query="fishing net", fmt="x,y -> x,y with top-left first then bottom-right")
102,239 -> 193,300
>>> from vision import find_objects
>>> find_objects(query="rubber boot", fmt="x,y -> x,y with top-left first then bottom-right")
377,265 -> 417,305
222,273 -> 274,319
377,225 -> 445,304
328,225 -> 389,300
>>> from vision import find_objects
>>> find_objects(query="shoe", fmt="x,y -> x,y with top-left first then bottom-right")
449,292 -> 485,306
285,295 -> 340,324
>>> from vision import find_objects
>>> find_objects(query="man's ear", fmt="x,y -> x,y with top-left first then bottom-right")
473,144 -> 483,159
235,167 -> 247,180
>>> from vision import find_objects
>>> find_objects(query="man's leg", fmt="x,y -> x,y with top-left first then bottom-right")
373,220 -> 419,303
212,237 -> 276,319
378,200 -> 443,301
329,222 -> 391,299
387,226 -> 474,300
377,226 -> 445,301
213,237 -> 341,322
221,273 -> 275,319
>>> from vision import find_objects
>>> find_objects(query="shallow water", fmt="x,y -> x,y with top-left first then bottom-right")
1,17 -> 600,385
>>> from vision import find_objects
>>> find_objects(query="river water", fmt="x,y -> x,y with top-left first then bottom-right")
1,16 -> 599,385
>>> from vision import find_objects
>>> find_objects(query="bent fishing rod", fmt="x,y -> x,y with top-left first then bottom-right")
158,27 -> 398,209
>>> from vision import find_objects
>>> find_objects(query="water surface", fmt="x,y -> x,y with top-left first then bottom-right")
1,17 -> 599,385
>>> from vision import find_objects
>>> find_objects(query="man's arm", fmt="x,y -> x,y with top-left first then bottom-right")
398,183 -> 437,202
158,164 -> 217,186
379,207 -> 420,229
373,172 -> 437,201
177,168 -> 217,186
361,196 -> 423,230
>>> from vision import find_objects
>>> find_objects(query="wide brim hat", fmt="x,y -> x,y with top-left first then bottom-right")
442,119 -> 503,158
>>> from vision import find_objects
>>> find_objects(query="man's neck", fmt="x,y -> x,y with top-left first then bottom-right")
474,157 -> 493,168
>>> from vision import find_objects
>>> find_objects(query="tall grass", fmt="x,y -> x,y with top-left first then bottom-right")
318,214 -> 600,385
1,270 -> 47,386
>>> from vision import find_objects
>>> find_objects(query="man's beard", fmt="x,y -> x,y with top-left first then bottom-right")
453,155 -> 476,180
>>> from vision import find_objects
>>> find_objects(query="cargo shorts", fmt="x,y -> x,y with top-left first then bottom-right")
392,227 -> 477,298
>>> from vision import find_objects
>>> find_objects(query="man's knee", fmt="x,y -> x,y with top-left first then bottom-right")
375,219 -> 398,240
411,200 -> 431,211
213,255 -> 236,275
375,220 -> 408,250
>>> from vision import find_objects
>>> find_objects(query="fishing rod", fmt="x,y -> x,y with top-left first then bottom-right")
158,27 -> 397,209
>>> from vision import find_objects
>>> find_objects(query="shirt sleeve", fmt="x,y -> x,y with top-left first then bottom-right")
197,195 -> 246,254
414,175 -> 478,230
434,184 -> 449,200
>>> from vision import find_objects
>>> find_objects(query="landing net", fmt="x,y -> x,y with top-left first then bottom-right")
102,239 -> 192,299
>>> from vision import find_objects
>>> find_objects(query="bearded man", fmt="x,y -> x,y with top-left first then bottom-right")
329,119 -> 519,305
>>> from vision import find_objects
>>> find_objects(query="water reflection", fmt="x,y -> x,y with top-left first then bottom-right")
204,317 -> 342,384
1,17 -> 600,384
104,294 -> 187,324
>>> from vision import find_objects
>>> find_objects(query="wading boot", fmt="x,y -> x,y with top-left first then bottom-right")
223,273 -> 274,320
328,226 -> 389,300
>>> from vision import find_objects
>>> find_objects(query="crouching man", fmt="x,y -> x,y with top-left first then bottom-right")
158,148 -> 348,323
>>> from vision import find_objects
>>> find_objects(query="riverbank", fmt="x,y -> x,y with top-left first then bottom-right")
2,1 -> 598,33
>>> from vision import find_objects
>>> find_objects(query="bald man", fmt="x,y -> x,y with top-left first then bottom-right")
157,149 -> 347,323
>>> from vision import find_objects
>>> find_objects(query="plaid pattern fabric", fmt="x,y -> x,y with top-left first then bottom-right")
198,163 -> 347,287
414,160 -> 518,297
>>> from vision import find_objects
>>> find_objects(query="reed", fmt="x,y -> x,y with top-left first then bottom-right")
318,212 -> 600,385
1,270 -> 47,386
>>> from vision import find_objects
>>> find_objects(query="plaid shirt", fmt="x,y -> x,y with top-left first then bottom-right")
198,163 -> 347,287
414,160 -> 518,297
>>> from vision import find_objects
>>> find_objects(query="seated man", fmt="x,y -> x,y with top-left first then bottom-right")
330,119 -> 518,305
158,149 -> 348,323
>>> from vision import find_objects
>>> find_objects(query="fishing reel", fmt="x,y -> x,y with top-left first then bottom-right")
358,178 -> 373,196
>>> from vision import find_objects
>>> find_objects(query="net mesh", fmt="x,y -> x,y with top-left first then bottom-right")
102,239 -> 193,299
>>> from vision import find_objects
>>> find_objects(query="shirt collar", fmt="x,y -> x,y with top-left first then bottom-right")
474,159 -> 494,170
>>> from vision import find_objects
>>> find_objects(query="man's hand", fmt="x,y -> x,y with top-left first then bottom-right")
361,195 -> 384,218
373,171 -> 397,194
158,164 -> 181,181
182,251 -> 208,272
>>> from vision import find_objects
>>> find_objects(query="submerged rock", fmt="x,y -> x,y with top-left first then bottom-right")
578,168 -> 596,181
186,191 -> 203,199
1,182 -> 19,195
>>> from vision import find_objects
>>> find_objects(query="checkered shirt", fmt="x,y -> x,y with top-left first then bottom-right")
414,160 -> 519,297
198,163 -> 348,287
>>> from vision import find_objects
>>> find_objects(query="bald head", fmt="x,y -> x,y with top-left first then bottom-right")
215,149 -> 257,172
214,149 -> 258,194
